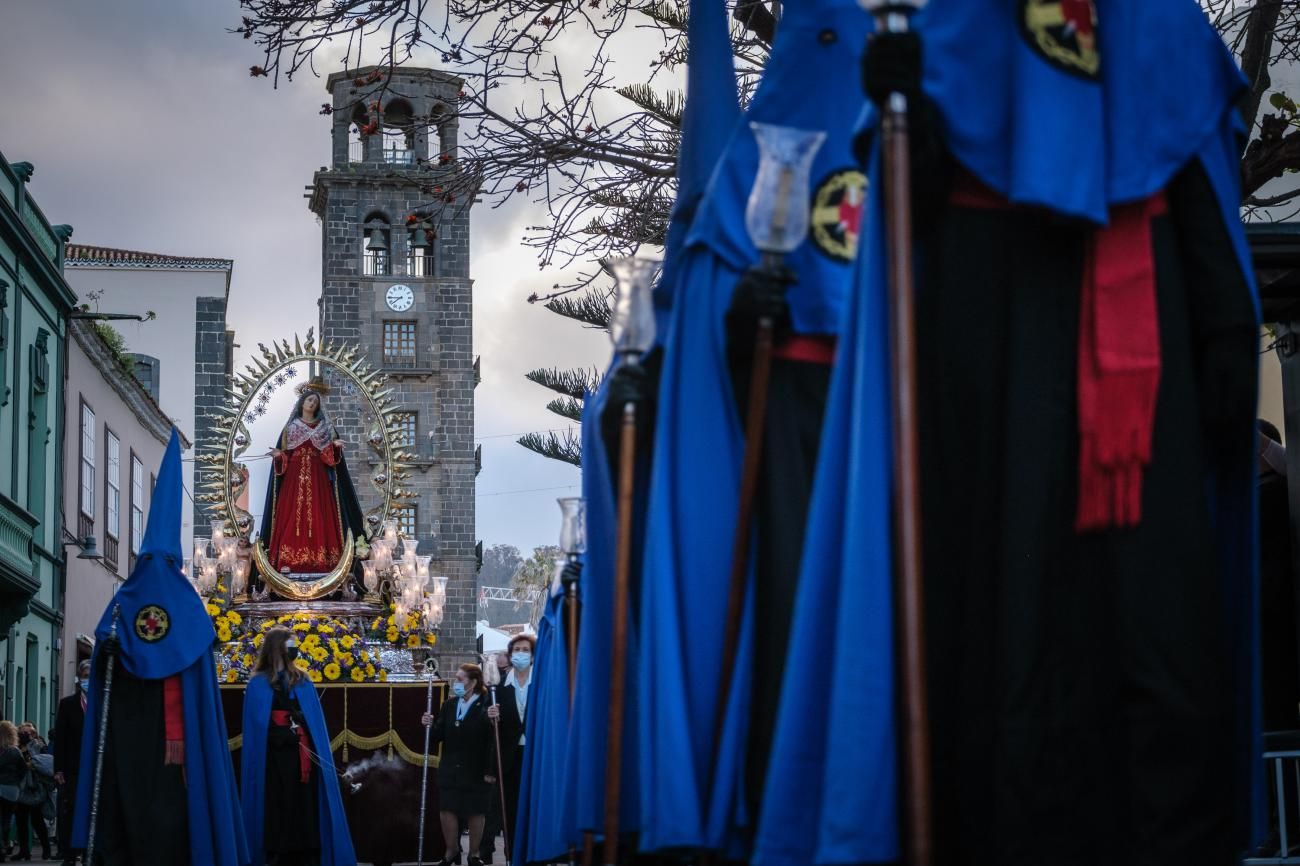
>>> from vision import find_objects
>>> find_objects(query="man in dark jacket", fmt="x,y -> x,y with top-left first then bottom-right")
53,659 -> 89,865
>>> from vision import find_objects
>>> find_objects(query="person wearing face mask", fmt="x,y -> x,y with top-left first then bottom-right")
483,634 -> 533,860
53,660 -> 91,865
241,627 -> 355,866
421,663 -> 497,866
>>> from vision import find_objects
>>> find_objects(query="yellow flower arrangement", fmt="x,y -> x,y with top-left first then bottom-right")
386,626 -> 399,642
426,633 -> 437,645
225,669 -> 239,683
220,612 -> 387,684
206,604 -> 220,617
406,634 -> 422,649
378,670 -> 388,682
226,611 -> 242,626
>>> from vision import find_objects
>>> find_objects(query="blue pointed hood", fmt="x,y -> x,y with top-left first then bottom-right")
657,0 -> 741,322
140,428 -> 185,562
96,428 -> 216,679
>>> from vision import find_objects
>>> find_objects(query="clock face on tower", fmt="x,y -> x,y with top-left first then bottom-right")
385,284 -> 415,312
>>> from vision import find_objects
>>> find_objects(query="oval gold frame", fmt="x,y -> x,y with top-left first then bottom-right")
253,530 -> 355,600
196,329 -> 417,600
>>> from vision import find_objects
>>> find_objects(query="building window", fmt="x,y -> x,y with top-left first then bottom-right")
79,400 -> 95,538
130,452 -> 144,563
104,430 -> 120,568
392,412 -> 417,447
395,505 -> 417,539
128,354 -> 161,403
383,321 -> 417,367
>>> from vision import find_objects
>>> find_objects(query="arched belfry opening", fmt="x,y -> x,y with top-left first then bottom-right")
381,98 -> 416,165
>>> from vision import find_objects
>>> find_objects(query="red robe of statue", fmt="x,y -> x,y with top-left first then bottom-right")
267,418 -> 345,573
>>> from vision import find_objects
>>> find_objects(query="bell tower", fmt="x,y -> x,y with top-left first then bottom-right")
308,66 -> 478,664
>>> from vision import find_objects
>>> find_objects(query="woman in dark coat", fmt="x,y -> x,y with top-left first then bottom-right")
422,664 -> 497,866
0,720 -> 48,861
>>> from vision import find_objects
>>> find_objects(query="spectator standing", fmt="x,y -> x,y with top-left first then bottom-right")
53,660 -> 90,865
0,720 -> 49,861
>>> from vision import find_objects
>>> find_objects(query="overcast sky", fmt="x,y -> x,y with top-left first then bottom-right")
1,0 -> 618,557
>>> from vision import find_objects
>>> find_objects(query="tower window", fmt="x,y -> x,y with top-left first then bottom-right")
349,123 -> 365,163
394,505 -> 417,539
362,215 -> 392,276
392,412 -> 417,447
383,321 -> 417,368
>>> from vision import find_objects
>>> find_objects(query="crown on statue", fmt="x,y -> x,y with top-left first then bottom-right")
295,376 -> 331,396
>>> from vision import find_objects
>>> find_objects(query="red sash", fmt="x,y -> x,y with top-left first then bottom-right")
271,709 -> 312,783
950,172 -> 1165,532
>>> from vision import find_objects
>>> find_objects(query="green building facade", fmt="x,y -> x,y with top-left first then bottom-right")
0,152 -> 74,732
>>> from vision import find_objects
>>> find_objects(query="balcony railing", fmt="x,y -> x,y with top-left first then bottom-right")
407,254 -> 434,277
103,535 -> 119,571
363,252 -> 391,276
383,351 -> 419,369
78,512 -> 93,542
383,146 -> 414,166
349,139 -> 365,163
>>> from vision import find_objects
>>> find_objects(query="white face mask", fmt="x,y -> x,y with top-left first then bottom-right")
511,652 -> 532,670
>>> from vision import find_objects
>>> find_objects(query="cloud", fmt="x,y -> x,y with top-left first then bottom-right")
2,0 -> 635,553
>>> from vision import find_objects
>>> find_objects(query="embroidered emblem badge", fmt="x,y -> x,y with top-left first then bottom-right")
1021,0 -> 1100,80
810,168 -> 867,263
135,605 -> 170,642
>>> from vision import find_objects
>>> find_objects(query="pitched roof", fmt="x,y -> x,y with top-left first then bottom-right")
64,244 -> 233,271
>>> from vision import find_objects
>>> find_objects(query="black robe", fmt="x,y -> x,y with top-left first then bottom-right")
917,160 -> 1258,866
263,684 -> 320,856
90,664 -> 189,866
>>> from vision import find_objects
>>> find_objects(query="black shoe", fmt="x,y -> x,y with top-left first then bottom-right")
468,858 -> 486,866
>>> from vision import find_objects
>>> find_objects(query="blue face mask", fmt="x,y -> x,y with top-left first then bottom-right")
453,682 -> 467,698
78,678 -> 89,692
511,652 -> 532,670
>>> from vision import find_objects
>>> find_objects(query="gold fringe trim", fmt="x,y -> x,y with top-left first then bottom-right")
226,728 -> 440,768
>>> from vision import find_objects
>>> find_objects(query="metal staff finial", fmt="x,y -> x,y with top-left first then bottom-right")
85,604 -> 121,866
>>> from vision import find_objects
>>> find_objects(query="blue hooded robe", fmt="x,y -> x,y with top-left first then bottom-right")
240,673 -> 356,866
72,430 -> 250,866
560,0 -> 739,845
636,0 -> 872,854
759,1 -> 1260,862
513,586 -> 572,864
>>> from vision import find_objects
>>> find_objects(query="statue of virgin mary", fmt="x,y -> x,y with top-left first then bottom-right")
258,377 -> 368,575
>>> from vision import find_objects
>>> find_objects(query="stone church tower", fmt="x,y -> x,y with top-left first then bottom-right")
308,66 -> 478,664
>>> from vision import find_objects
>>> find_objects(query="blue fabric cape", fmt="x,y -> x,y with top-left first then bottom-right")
561,0 -> 738,844
72,430 -> 250,866
514,588 -> 573,864
240,674 -> 356,866
752,133 -> 898,866
913,0 -> 1262,845
560,385 -> 641,841
636,0 -> 870,854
